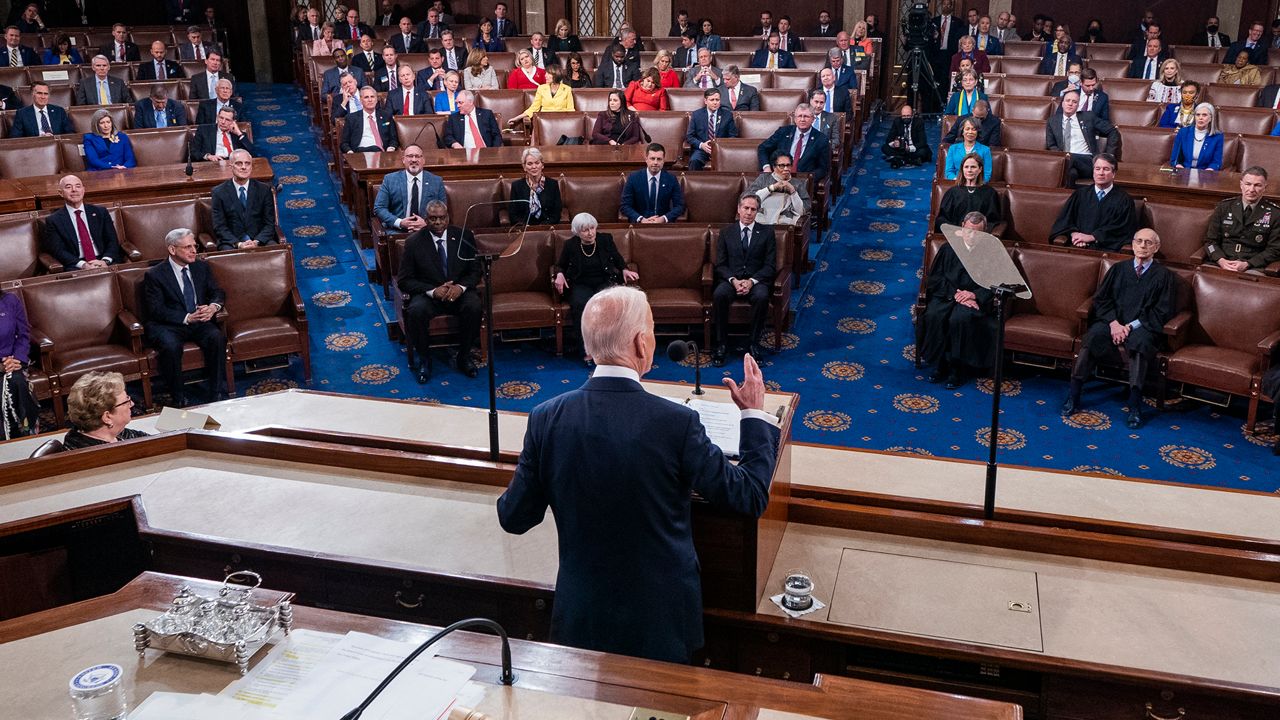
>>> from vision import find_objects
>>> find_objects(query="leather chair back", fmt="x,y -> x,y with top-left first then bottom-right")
129,80 -> 182,102
1171,46 -> 1219,64
1012,246 -> 1100,323
114,263 -> 148,322
1003,149 -> 1068,187
1221,133 -> 1242,170
1238,135 -> 1280,173
1000,119 -> 1048,151
0,213 -> 42,281
0,66 -> 26,89
561,173 -> 624,223
993,56 -> 1042,77
57,136 -> 86,173
627,225 -> 708,290
16,84 -> 72,107
791,53 -> 828,72
21,270 -> 120,351
127,127 -> 189,165
207,246 -> 296,323
758,88 -> 806,113
529,112 -> 591,145
392,115 -> 449,149
487,228 -> 554,294
984,95 -> 1003,117
770,71 -> 815,92
1001,42 -> 1044,58
131,30 -> 174,47
1178,63 -> 1222,87
119,197 -> 203,261
999,75 -> 1051,97
709,138 -> 764,173
636,111 -> 691,161
1188,272 -> 1280,352
30,65 -> 81,86
1102,79 -> 1156,101
578,38 -> 615,54
1004,186 -> 1074,244
1081,44 -> 1132,61
1001,96 -> 1054,122
682,173 -> 745,223
666,88 -> 707,112
1108,100 -> 1161,127
734,111 -> 791,139
1204,83 -> 1260,109
444,178 -> 502,228
1217,107 -> 1277,136
1084,59 -> 1132,81
68,104 -> 130,134
27,438 -> 65,458
1115,125 -> 1174,166
0,137 -> 61,178
474,89 -> 532,124
1142,200 -> 1211,265
984,75 -> 1005,95
572,88 -> 615,113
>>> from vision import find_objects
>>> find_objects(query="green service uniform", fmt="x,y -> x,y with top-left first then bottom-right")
1204,197 -> 1280,270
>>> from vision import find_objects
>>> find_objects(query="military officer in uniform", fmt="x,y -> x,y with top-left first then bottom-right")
1204,166 -> 1280,275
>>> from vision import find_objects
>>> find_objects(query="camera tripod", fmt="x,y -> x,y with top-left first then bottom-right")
894,45 -> 944,112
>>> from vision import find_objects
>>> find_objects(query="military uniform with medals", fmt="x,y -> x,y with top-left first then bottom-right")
1204,197 -> 1280,271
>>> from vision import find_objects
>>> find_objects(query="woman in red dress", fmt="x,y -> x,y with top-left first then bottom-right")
506,49 -> 547,89
655,51 -> 681,88
625,68 -> 669,112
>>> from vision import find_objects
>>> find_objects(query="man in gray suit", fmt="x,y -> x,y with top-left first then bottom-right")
74,55 -> 129,105
684,47 -> 722,89
807,88 -> 840,139
1045,88 -> 1121,184
718,66 -> 760,111
373,144 -> 446,233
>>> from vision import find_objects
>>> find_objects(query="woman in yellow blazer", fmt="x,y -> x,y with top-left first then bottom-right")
509,64 -> 576,126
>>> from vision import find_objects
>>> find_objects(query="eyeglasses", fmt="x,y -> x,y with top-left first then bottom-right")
1131,237 -> 1159,246
774,163 -> 792,168
114,397 -> 134,408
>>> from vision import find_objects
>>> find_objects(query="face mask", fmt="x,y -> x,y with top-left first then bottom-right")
1067,74 -> 1081,85
1207,25 -> 1219,34
1088,27 -> 1100,35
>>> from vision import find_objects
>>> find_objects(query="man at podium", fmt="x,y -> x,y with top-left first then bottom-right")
496,286 -> 780,664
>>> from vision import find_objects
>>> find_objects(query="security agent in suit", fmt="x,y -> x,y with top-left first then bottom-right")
10,82 -> 69,136
757,104 -> 831,181
748,34 -> 796,69
497,285 -> 780,664
1204,167 -> 1280,275
211,150 -> 277,250
341,86 -> 399,153
718,67 -> 760,111
43,174 -> 124,269
75,55 -> 130,105
136,41 -> 185,80
132,87 -> 188,129
0,26 -> 40,66
1046,89 -> 1121,184
713,194 -> 776,365
442,90 -> 501,148
686,88 -> 737,171
621,143 -> 685,223
373,144 -> 446,233
142,228 -> 228,407
396,199 -> 482,382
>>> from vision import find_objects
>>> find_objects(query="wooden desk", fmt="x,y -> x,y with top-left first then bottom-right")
21,158 -> 275,208
0,179 -> 35,213
0,573 -> 1020,720
1116,165 -> 1245,207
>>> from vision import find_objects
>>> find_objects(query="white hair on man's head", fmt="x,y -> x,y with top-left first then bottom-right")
165,228 -> 194,247
582,285 -> 650,364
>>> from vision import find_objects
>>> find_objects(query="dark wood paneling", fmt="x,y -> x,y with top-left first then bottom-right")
1008,0 -> 1206,50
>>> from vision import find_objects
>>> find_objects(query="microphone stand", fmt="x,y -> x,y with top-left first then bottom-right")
337,618 -> 516,720
689,341 -> 704,395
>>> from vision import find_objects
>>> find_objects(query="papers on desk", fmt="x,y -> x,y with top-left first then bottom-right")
219,629 -> 343,710
666,396 -> 741,458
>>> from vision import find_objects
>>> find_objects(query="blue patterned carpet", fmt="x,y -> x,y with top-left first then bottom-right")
239,84 -> 1278,492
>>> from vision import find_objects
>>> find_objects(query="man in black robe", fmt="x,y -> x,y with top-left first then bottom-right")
1049,153 -> 1135,251
1062,228 -> 1176,429
921,212 -> 998,389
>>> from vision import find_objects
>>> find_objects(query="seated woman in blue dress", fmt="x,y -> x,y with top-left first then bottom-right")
433,71 -> 462,113
41,34 -> 83,65
943,116 -> 993,181
472,18 -> 505,52
1169,102 -> 1223,171
83,109 -> 136,171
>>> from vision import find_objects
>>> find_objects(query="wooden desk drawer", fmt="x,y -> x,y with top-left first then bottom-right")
1044,675 -> 1278,720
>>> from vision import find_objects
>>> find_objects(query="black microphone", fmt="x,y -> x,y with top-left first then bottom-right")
338,618 -> 515,720
666,340 -> 704,395
184,134 -> 194,178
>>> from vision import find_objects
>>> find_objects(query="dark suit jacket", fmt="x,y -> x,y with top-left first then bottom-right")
211,179 -> 277,249
136,58 -> 185,80
672,45 -> 699,69
776,34 -> 804,53
189,71 -> 234,100
685,107 -> 737,148
351,49 -> 384,74
390,33 -> 426,54
192,124 -> 256,159
132,99 -> 187,128
813,24 -> 840,37
177,41 -> 220,60
1259,84 -> 1280,109
439,46 -> 469,72
1127,52 -> 1171,79
942,113 -> 1000,147
74,75 -> 130,105
321,65 -> 366,98
509,177 -> 562,225
556,233 -> 625,281
757,126 -> 831,181
718,82 -> 760,111
10,103 -> 70,137
195,98 -> 244,125
341,108 -> 399,152
43,203 -> 124,268
621,169 -> 684,222
1191,31 -> 1231,47
387,87 -> 431,116
331,91 -> 364,119
1225,41 -> 1267,67
396,226 -> 481,296
1076,90 -> 1111,122
594,62 -> 640,89
106,41 -> 140,62
442,108 -> 501,148
931,14 -> 966,58
748,48 -> 796,69
416,20 -> 448,39
0,83 -> 20,110
340,21 -> 373,41
817,85 -> 852,114
886,115 -> 933,159
0,44 -> 40,66
497,374 -> 779,663
1038,50 -> 1082,75
715,222 -> 776,286
142,258 -> 225,330
1045,110 -> 1119,156
493,17 -> 519,37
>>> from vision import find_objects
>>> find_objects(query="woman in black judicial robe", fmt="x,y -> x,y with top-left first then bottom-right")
935,152 -> 1003,234
920,217 -> 999,388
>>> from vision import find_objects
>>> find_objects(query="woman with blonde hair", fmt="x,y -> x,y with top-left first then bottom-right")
463,49 -> 499,90
83,109 -> 136,171
63,371 -> 148,449
506,48 -> 547,89
310,23 -> 346,57
549,18 -> 582,53
1146,58 -> 1182,103
654,50 -> 680,88
434,71 -> 462,113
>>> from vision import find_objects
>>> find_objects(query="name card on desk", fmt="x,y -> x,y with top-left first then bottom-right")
155,406 -> 222,432
40,70 -> 69,82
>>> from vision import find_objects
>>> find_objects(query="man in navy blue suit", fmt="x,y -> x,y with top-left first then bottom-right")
132,85 -> 187,129
686,88 -> 737,171
712,194 -> 776,364
341,87 -> 399,153
824,49 -> 856,90
816,68 -> 852,114
0,25 -> 39,66
43,175 -> 124,269
10,81 -> 69,137
621,143 -> 685,223
442,90 -> 501,149
497,285 -> 780,663
748,34 -> 796,69
757,105 -> 830,182
387,65 -> 430,116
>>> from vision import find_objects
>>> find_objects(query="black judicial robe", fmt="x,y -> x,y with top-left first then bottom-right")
921,242 -> 998,369
935,185 -> 1002,232
1048,184 -> 1136,251
1082,260 -> 1176,359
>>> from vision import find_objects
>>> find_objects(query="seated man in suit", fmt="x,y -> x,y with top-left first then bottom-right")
497,284 -> 779,664
178,26 -> 220,60
596,45 -> 641,90
493,2 -> 518,37
1049,153 -> 1136,251
416,6 -> 447,39
1204,166 -> 1280,275
137,40 -> 184,80
757,104 -> 830,181
1046,89 -> 1120,184
321,47 -> 365,98
824,49 -> 856,90
396,199 -> 482,382
1191,15 -> 1231,48
193,106 -> 256,161
526,32 -> 554,69
373,45 -> 404,93
621,143 -> 685,224
387,65 -> 430,115
76,55 -> 130,105
712,194 -> 777,365
776,16 -> 804,52
1039,35 -> 1082,76
374,144 -> 446,234
942,99 -> 1001,147
883,103 -> 931,167
43,174 -> 124,269
11,81 -> 69,137
808,89 -> 840,138
1127,38 -> 1168,80
211,149 -> 278,249
142,227 -> 227,407
439,30 -> 468,73
133,85 -> 187,129
190,50 -> 234,100
341,7 -> 373,42
1074,69 -> 1110,121
673,31 -> 699,69
748,151 -> 810,226
391,16 -> 425,54
377,0 -> 403,26
1062,228 -> 1175,429
617,29 -> 642,69
352,33 -> 383,75
106,24 -> 140,63
196,78 -> 243,125
1225,21 -> 1267,67
816,68 -> 852,114
683,47 -> 722,89
686,88 -> 737,171
442,90 -> 501,149
813,10 -> 838,37
330,73 -> 364,119
718,66 -> 760,111
749,33 -> 796,69
341,87 -> 399,153
0,25 -> 39,66
1049,60 -> 1085,96
415,48 -> 448,92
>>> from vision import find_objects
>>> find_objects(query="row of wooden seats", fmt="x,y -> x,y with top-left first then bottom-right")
386,224 -> 793,358
0,59 -> 220,91
950,94 -> 1278,129
0,191 -> 285,283
981,75 -> 1268,111
0,122 -> 255,178
989,55 -> 1280,85
915,238 -> 1280,431
352,29 -> 879,57
1000,40 -> 1280,67
20,26 -> 220,51
0,244 -> 309,422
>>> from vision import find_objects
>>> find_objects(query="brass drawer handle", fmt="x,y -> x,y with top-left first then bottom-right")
394,590 -> 424,609
1145,703 -> 1185,720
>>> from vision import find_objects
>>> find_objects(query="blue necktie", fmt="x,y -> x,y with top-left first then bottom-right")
649,176 -> 658,216
181,266 -> 197,314
238,186 -> 247,208
436,236 -> 448,275
156,108 -> 166,127
1096,189 -> 1105,202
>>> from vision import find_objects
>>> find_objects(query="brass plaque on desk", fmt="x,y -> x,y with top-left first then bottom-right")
827,549 -> 1044,652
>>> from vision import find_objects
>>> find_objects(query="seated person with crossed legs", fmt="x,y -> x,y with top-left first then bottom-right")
1062,228 -> 1176,429
920,212 -> 998,390
712,194 -> 776,366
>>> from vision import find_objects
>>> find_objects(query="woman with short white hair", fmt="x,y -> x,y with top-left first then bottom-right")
553,213 -> 639,364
